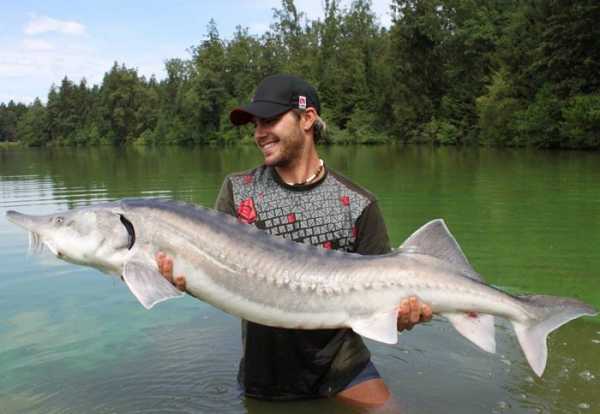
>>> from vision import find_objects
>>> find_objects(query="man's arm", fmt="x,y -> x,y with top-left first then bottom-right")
354,201 -> 432,331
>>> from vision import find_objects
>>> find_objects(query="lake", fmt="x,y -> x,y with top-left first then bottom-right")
1,145 -> 599,413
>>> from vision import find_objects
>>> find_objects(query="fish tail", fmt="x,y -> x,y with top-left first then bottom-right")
512,295 -> 597,376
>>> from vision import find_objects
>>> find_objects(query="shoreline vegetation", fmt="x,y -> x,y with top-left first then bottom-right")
1,0 -> 599,150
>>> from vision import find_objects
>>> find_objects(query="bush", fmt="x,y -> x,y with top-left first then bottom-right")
333,108 -> 389,144
476,70 -> 523,146
561,94 -> 600,149
514,84 -> 562,148
421,117 -> 460,145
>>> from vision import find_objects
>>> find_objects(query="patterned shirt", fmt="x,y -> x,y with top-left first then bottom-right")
214,164 -> 391,400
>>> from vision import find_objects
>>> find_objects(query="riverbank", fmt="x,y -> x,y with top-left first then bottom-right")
0,141 -> 20,149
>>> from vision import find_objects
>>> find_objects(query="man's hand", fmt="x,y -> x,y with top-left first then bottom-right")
397,296 -> 432,331
156,251 -> 187,292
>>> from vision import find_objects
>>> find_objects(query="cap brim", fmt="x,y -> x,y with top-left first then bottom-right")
230,101 -> 291,125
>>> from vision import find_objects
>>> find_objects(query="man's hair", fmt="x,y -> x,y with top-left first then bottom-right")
291,109 -> 328,143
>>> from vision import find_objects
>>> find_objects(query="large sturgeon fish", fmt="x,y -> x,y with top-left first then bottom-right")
6,198 -> 597,377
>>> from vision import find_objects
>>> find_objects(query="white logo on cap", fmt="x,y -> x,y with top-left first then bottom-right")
298,96 -> 306,109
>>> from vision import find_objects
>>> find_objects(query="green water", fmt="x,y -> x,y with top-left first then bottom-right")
1,145 -> 599,414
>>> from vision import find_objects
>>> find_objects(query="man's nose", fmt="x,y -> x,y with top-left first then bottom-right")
254,123 -> 267,139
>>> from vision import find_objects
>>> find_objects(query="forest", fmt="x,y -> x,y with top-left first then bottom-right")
0,0 -> 598,149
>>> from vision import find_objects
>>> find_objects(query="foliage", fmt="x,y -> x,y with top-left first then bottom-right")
0,101 -> 27,142
16,99 -> 49,146
4,0 -> 600,149
476,69 -> 522,146
514,84 -> 563,148
561,94 -> 600,149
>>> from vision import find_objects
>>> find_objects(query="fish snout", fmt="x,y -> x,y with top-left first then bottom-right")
7,210 -> 29,228
6,210 -> 46,232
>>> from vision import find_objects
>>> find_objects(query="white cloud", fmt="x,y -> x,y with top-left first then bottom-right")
24,15 -> 86,36
23,38 -> 55,51
0,93 -> 37,105
0,41 -> 110,103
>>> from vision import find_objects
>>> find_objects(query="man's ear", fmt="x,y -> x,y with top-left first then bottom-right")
301,108 -> 317,132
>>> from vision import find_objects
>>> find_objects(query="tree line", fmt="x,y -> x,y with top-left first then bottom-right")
1,0 -> 598,149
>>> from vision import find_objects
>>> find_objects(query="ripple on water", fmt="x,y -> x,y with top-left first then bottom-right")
578,371 -> 595,382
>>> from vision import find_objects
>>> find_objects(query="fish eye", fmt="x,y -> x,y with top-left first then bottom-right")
55,216 -> 64,224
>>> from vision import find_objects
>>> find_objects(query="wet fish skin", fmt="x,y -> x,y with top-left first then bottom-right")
6,198 -> 598,377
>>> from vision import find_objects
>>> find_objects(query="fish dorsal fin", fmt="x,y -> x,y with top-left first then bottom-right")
400,219 -> 481,281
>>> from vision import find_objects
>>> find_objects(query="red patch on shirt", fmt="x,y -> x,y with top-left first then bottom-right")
340,195 -> 350,206
352,226 -> 358,238
243,175 -> 253,184
237,197 -> 257,224
287,213 -> 296,224
323,241 -> 333,250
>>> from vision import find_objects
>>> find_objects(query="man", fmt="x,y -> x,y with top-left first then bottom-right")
157,74 -> 432,406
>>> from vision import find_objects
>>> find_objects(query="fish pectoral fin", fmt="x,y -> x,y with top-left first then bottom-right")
443,312 -> 496,353
351,310 -> 399,344
123,261 -> 185,310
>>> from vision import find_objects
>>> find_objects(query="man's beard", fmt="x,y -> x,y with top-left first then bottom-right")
264,126 -> 305,167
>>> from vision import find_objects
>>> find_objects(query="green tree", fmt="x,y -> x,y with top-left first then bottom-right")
0,105 -> 15,141
98,63 -> 147,144
476,69 -> 523,146
187,19 -> 229,143
17,99 -> 49,146
561,94 -> 600,149
530,0 -> 600,98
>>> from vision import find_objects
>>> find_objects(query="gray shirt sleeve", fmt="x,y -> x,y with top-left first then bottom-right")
214,177 -> 237,216
353,200 -> 391,255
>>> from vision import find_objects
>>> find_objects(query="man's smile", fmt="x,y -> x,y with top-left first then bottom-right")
259,138 -> 280,151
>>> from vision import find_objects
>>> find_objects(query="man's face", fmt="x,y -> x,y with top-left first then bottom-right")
253,110 -> 305,167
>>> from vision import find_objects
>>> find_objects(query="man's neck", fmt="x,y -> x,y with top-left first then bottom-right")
274,153 -> 323,186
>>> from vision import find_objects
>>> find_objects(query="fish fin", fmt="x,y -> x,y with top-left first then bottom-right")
400,219 -> 482,281
123,260 -> 185,309
512,295 -> 598,377
351,310 -> 399,344
443,312 -> 496,353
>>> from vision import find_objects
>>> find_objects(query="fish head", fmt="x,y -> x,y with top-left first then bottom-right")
6,206 -> 134,273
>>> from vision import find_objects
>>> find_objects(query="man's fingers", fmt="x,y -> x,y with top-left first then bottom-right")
164,258 -> 174,282
174,276 -> 186,292
398,299 -> 410,324
421,303 -> 433,322
409,297 -> 420,324
397,297 -> 432,332
157,253 -> 174,283
155,252 -> 185,290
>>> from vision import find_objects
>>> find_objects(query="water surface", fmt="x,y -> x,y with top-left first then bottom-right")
1,145 -> 599,413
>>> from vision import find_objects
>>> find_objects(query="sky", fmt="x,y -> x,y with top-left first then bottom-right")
1,0 -> 394,105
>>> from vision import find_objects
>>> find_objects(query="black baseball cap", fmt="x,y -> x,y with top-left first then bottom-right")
230,74 -> 320,125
